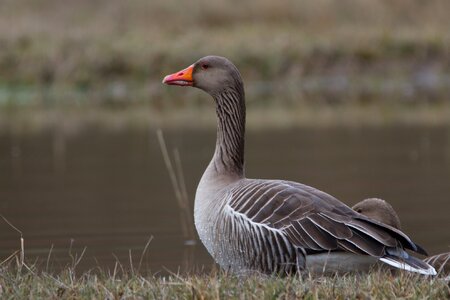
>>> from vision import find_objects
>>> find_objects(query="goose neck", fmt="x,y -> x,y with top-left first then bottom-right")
211,89 -> 246,177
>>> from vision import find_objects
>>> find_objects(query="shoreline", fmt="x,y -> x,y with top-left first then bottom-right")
1,103 -> 450,134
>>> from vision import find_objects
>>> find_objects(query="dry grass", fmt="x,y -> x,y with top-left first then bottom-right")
0,260 -> 449,299
0,222 -> 448,298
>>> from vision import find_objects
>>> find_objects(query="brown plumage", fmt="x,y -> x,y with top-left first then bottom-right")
353,197 -> 449,276
163,56 -> 436,275
353,198 -> 402,229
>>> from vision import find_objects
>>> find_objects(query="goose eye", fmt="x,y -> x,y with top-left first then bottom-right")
201,64 -> 209,70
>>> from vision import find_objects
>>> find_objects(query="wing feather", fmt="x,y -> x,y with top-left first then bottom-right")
226,179 -> 427,260
306,214 -> 352,239
298,218 -> 338,250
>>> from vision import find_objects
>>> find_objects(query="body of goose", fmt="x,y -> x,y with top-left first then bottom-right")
353,198 -> 450,276
163,55 -> 436,276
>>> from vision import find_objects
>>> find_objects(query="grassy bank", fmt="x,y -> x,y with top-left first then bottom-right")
1,1 -> 449,130
0,263 -> 449,299
1,1 -> 449,101
2,101 -> 450,135
1,0 -> 449,85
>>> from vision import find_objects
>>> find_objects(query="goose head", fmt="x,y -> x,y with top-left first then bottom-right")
353,198 -> 402,229
162,56 -> 243,96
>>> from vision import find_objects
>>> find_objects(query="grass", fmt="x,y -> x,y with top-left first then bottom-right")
1,209 -> 449,299
1,261 -> 449,299
0,217 -> 448,299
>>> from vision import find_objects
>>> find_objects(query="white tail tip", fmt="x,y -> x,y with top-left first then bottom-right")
380,257 -> 437,276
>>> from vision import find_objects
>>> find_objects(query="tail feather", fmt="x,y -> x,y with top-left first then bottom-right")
412,242 -> 429,257
380,255 -> 436,276
355,215 -> 429,256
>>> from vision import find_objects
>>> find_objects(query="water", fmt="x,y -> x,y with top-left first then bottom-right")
1,125 -> 449,274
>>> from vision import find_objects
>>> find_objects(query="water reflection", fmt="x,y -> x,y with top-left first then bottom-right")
0,125 -> 449,273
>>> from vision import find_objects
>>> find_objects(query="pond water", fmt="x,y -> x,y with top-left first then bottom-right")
0,125 -> 449,274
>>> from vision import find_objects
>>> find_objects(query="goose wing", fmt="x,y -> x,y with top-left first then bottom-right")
226,179 -> 426,257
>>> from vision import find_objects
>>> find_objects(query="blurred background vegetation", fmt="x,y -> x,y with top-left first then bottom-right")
0,0 -> 449,129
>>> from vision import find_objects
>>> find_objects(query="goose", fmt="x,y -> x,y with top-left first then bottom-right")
353,198 -> 450,276
353,198 -> 402,229
162,55 -> 436,276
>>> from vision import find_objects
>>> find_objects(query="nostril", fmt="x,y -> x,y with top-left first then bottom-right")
178,72 -> 184,76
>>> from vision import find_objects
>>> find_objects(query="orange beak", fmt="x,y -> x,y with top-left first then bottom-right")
162,64 -> 194,86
